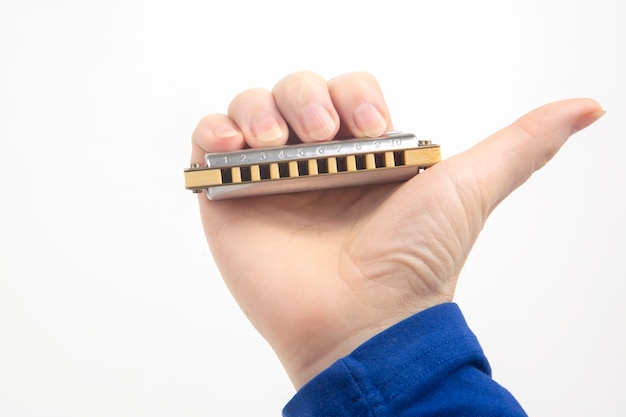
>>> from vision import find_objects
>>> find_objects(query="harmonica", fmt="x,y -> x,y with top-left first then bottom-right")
184,132 -> 441,200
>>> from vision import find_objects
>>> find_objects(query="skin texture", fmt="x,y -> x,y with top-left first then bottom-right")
190,71 -> 604,389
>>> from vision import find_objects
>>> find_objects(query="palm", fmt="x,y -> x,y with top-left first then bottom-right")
198,160 -> 481,385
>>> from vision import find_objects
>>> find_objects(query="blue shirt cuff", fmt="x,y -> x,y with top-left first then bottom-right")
283,303 -> 526,417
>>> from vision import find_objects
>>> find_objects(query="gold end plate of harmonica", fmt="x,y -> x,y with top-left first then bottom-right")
184,132 -> 441,200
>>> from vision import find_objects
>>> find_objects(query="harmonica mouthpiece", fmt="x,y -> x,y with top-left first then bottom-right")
184,132 -> 440,200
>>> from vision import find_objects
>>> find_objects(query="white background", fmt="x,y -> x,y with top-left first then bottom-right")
1,0 -> 625,416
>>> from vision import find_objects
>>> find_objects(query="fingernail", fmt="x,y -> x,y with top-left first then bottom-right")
301,103 -> 336,141
354,102 -> 388,137
571,108 -> 606,135
214,125 -> 239,138
251,112 -> 284,142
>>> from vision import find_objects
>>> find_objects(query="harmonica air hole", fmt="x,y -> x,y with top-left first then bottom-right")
240,166 -> 252,182
221,168 -> 233,184
355,155 -> 366,170
374,153 -> 385,168
259,164 -> 271,180
278,162 -> 290,178
336,156 -> 348,172
317,159 -> 329,174
393,151 -> 405,166
297,160 -> 309,176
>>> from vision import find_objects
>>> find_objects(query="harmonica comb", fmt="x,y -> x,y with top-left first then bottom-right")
184,132 -> 441,200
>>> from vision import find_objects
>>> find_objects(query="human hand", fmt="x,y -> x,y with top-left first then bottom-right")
190,71 -> 604,388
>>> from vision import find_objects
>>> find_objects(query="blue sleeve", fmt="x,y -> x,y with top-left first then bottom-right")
283,303 -> 527,417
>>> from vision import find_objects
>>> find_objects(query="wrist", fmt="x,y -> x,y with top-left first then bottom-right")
284,302 -> 444,389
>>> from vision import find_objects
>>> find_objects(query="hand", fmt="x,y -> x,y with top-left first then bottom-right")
190,71 -> 604,388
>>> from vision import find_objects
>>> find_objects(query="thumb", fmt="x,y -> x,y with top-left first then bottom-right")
444,98 -> 605,214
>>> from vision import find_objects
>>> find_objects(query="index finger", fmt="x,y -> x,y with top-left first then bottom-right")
190,113 -> 245,166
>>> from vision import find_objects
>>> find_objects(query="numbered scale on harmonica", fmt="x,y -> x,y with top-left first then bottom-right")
184,132 -> 441,200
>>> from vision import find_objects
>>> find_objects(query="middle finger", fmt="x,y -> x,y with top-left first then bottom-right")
272,71 -> 340,143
